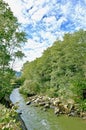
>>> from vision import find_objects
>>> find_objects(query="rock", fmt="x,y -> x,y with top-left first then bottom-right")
63,104 -> 69,113
58,103 -> 63,111
54,107 -> 60,115
82,117 -> 86,120
31,98 -> 35,102
50,105 -> 55,109
38,102 -> 45,106
34,98 -> 39,103
80,112 -> 86,117
68,112 -> 76,117
68,104 -> 74,112
26,101 -> 31,105
34,97 -> 43,103
44,103 -> 50,108
53,98 -> 60,106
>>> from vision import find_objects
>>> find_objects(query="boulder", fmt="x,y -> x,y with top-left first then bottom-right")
38,102 -> 45,106
44,103 -> 50,108
26,101 -> 31,105
54,107 -> 60,115
80,112 -> 86,117
53,98 -> 60,106
68,112 -> 76,117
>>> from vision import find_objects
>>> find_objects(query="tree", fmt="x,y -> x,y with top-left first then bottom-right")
20,30 -> 86,101
0,0 -> 27,101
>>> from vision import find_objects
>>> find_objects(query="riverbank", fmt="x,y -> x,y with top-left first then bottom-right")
0,104 -> 21,130
0,95 -> 27,130
18,114 -> 27,130
10,88 -> 86,130
26,94 -> 86,119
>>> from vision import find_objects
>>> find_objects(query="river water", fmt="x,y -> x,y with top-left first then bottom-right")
10,88 -> 86,130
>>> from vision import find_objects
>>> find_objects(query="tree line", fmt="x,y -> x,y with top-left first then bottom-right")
20,30 -> 86,110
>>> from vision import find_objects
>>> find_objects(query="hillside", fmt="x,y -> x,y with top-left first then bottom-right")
20,30 -> 86,112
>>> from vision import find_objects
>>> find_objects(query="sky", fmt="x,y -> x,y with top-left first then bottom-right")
4,0 -> 86,71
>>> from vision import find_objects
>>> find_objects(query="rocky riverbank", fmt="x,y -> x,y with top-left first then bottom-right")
26,95 -> 86,119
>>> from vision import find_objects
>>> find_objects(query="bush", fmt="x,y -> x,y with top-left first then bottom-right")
0,104 -> 21,130
19,80 -> 40,95
72,78 -> 86,100
46,87 -> 58,97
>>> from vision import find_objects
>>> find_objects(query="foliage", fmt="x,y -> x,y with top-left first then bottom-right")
79,99 -> 86,111
0,0 -> 26,101
0,104 -> 21,130
20,30 -> 86,109
19,80 -> 40,95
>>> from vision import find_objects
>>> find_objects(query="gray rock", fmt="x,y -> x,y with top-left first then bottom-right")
26,101 -> 31,105
44,103 -> 50,108
54,107 -> 60,115
82,117 -> 86,120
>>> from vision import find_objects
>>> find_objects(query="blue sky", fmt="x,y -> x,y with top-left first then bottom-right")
4,0 -> 86,70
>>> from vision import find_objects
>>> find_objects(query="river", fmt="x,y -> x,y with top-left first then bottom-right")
10,88 -> 86,130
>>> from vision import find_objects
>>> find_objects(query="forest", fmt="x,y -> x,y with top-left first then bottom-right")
0,0 -> 86,129
20,29 -> 86,111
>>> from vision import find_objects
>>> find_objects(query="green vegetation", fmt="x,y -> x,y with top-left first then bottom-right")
20,30 -> 86,111
0,0 -> 86,127
0,0 -> 26,129
0,104 -> 21,130
0,0 -> 26,102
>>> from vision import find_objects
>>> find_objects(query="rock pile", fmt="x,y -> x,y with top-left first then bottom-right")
26,95 -> 86,119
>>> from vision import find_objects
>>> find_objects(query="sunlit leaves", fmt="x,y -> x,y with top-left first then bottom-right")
0,104 -> 21,130
20,30 -> 86,100
0,0 -> 26,100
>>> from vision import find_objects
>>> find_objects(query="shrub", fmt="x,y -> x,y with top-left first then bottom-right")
0,104 -> 21,130
19,80 -> 40,95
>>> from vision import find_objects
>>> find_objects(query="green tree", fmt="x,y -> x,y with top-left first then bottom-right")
20,30 -> 86,101
0,0 -> 27,101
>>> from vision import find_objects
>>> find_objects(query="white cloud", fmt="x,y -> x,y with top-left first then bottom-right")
43,16 -> 56,23
40,31 -> 56,44
24,39 -> 47,52
31,7 -> 49,22
60,2 -> 71,17
4,0 -> 30,24
73,4 -> 86,29
4,0 -> 86,71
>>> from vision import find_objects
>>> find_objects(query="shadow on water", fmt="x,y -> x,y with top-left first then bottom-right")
10,88 -> 86,130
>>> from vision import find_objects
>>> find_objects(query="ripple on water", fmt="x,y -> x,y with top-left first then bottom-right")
10,89 -> 86,130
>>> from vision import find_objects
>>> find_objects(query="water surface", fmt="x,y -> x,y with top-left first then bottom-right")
10,88 -> 86,130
